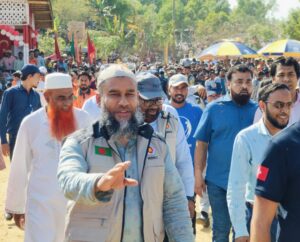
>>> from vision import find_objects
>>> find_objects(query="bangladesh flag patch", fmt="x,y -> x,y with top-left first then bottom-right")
95,146 -> 112,157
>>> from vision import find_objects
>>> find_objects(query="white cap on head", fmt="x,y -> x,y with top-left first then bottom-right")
168,74 -> 189,87
39,66 -> 48,75
97,64 -> 136,89
45,73 -> 72,90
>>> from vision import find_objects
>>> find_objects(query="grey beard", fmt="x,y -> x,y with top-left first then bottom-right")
99,104 -> 144,141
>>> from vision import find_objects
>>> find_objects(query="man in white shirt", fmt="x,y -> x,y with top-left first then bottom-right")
5,73 -> 91,242
13,51 -> 24,71
227,83 -> 292,242
82,94 -> 102,122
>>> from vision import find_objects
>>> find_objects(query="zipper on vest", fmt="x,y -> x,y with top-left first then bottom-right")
139,137 -> 152,241
164,115 -> 171,139
105,141 -> 125,241
120,185 -> 127,242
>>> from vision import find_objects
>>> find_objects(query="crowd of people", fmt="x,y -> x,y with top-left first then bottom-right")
0,49 -> 300,242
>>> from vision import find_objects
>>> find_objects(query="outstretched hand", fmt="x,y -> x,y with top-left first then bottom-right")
95,161 -> 138,192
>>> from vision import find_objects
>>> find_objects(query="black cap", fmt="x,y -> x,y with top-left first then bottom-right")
137,72 -> 166,100
21,64 -> 41,80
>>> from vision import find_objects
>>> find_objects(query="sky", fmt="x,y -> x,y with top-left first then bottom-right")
228,0 -> 300,19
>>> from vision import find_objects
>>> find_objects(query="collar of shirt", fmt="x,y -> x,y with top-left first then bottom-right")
218,93 -> 256,106
115,138 -> 137,150
19,84 -> 33,94
218,93 -> 232,102
257,119 -> 272,137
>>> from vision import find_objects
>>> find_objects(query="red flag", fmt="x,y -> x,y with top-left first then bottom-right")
87,32 -> 96,64
78,45 -> 82,65
54,32 -> 61,60
257,165 -> 269,182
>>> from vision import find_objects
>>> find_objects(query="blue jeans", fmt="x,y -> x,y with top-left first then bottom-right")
207,181 -> 234,242
246,202 -> 278,242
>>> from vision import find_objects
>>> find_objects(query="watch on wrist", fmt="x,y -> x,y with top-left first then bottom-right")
187,196 -> 195,202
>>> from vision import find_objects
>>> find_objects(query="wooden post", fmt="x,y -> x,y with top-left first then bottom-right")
164,41 -> 168,65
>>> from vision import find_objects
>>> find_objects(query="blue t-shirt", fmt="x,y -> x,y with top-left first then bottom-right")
194,95 -> 257,189
255,122 -> 300,242
174,101 -> 202,162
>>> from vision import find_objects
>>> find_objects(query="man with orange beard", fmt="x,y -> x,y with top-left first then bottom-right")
5,73 -> 91,242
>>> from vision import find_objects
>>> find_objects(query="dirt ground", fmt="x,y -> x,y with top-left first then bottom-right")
0,158 -> 212,242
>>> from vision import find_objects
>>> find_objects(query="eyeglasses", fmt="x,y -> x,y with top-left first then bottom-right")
139,98 -> 164,106
232,80 -> 252,87
265,101 -> 293,110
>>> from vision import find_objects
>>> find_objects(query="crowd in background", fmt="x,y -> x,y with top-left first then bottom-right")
1,47 -> 300,242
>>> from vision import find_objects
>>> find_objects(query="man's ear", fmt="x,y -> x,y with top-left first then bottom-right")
259,100 -> 266,112
96,93 -> 101,105
43,90 -> 51,103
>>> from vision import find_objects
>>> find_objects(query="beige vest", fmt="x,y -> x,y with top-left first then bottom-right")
157,111 -> 179,163
64,123 -> 167,242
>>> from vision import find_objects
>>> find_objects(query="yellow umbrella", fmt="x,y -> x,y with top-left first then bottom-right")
197,41 -> 258,60
258,39 -> 300,57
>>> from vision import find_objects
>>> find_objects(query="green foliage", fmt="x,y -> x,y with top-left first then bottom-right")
235,0 -> 275,21
284,8 -> 300,40
47,0 -> 290,59
38,30 -> 66,56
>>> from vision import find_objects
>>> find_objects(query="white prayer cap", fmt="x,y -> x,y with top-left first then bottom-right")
97,64 -> 136,88
45,73 -> 72,90
39,66 -> 48,75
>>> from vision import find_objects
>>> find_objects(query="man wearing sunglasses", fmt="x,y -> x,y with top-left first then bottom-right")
251,86 -> 300,242
227,83 -> 292,242
137,72 -> 195,239
254,57 -> 300,125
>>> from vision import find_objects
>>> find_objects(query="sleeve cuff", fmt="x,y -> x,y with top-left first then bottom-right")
95,190 -> 114,202
255,190 -> 281,203
1,138 -> 7,144
235,227 -> 249,239
92,175 -> 114,203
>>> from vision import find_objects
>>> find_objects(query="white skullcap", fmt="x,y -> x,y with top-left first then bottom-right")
45,73 -> 72,90
97,64 -> 136,88
39,66 -> 48,75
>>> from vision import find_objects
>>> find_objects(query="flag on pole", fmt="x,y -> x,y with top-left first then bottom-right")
53,18 -> 61,60
54,33 -> 61,60
78,45 -> 82,65
87,32 -> 96,64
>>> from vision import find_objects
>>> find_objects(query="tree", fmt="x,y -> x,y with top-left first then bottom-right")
45,0 -> 291,60
234,0 -> 276,21
38,30 -> 66,56
195,11 -> 231,47
283,8 -> 300,40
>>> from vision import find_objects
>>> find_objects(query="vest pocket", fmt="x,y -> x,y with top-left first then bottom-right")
68,217 -> 109,242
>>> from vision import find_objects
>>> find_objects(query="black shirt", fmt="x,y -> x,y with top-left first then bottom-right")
255,122 -> 300,242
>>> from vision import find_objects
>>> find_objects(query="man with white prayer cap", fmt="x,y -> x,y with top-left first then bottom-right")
5,72 -> 92,242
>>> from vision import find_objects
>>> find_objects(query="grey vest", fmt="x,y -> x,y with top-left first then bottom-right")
64,122 -> 168,242
157,111 -> 179,163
